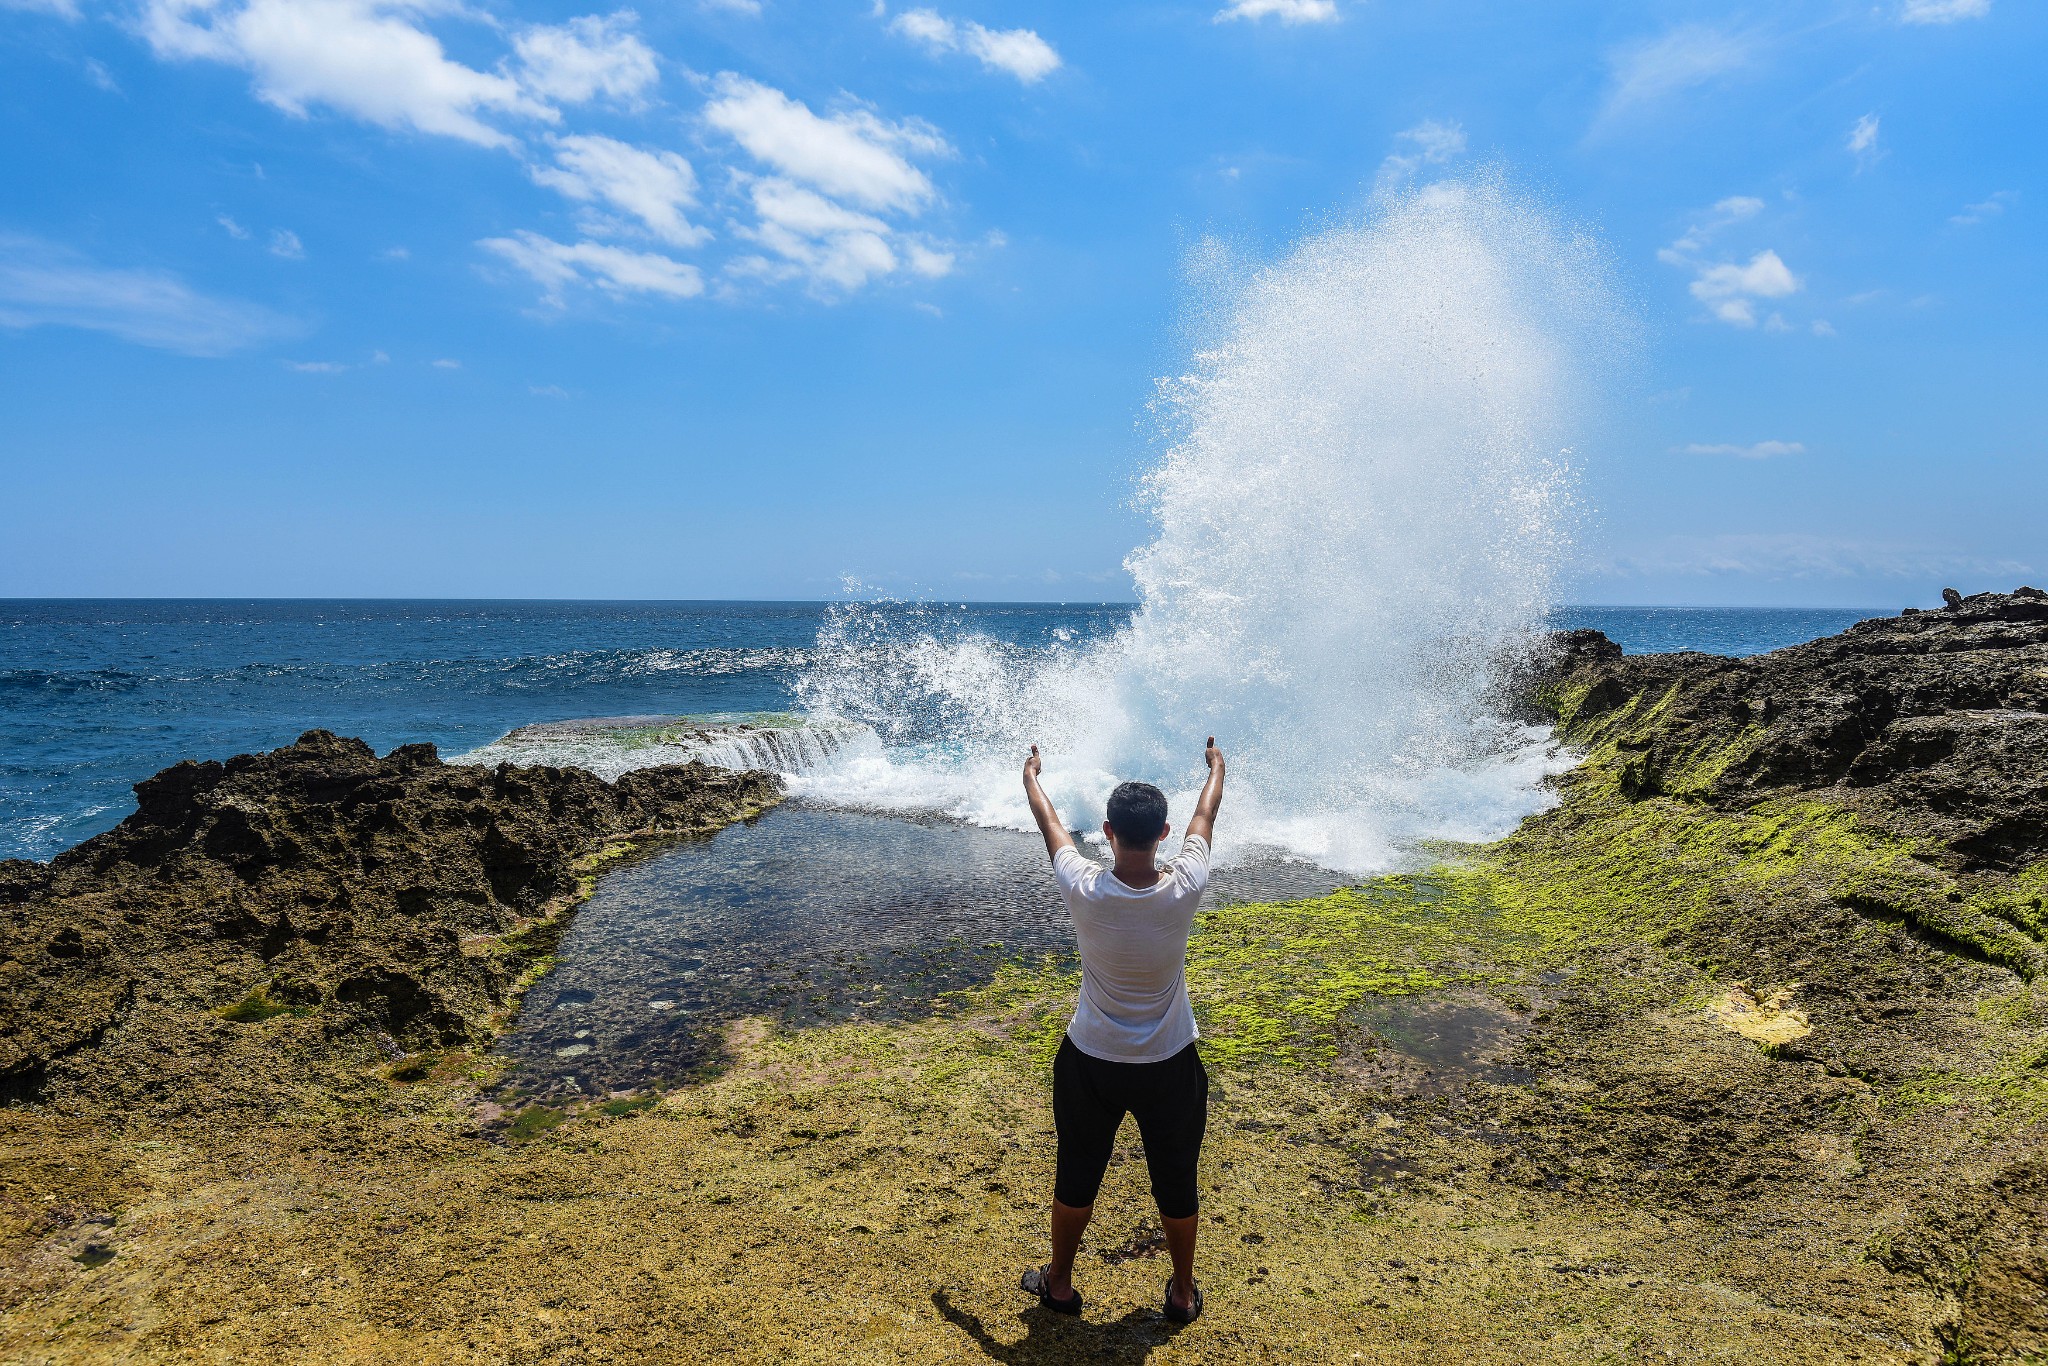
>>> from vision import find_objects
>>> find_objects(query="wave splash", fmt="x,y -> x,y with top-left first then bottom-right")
801,180 -> 1616,872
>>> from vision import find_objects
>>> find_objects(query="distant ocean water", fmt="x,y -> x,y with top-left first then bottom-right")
0,600 -> 1884,862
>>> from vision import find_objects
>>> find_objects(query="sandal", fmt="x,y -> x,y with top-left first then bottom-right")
1163,1278 -> 1203,1325
1020,1265 -> 1082,1316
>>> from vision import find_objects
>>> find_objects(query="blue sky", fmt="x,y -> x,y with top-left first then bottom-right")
1,0 -> 2040,605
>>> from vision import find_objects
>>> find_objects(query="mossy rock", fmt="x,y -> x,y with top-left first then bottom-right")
506,1104 -> 566,1142
217,988 -> 308,1024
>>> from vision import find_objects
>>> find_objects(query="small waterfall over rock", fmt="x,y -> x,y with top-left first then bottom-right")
687,723 -> 873,773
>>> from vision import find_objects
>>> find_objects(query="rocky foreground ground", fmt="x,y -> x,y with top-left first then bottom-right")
2,593 -> 2045,1363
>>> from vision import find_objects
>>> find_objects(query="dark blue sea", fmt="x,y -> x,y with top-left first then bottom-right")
0,600 -> 1884,862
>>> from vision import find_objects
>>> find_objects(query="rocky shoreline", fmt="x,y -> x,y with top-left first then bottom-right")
1513,587 -> 2048,1358
0,733 -> 780,1120
2,595 -> 2044,1363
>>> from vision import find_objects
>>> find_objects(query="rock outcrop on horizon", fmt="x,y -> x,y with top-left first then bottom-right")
1543,587 -> 2048,875
1537,589 -> 2048,980
0,731 -> 779,1117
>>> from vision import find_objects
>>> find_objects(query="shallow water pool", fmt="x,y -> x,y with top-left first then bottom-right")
497,803 -> 1346,1101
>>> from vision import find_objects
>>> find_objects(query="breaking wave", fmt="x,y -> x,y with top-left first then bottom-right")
788,179 -> 1620,873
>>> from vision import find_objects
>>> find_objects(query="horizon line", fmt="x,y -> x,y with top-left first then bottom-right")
0,596 -> 1913,612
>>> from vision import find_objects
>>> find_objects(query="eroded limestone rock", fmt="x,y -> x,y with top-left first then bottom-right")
0,730 -> 779,1117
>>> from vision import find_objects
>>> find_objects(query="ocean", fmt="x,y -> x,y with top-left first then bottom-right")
0,599 -> 1884,864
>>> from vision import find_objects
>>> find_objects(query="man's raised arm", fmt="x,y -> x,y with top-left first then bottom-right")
1185,736 -> 1225,847
1022,744 -> 1077,862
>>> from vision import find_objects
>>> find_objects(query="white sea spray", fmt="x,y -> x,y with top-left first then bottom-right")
789,179 -> 1622,873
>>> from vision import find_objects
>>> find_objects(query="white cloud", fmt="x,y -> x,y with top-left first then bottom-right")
1398,120 -> 1466,163
1847,113 -> 1881,164
904,242 -> 953,277
958,22 -> 1060,82
1686,249 -> 1800,326
1900,0 -> 1989,23
218,214 -> 251,239
480,230 -> 703,302
1658,200 -> 1800,329
723,177 -> 956,294
512,12 -> 658,106
701,76 -> 958,296
378,245 -> 410,260
130,1 -> 970,308
699,0 -> 760,11
889,8 -> 1061,83
0,233 -> 292,355
530,383 -> 571,398
1660,195 -> 1763,257
286,359 -> 348,372
532,135 -> 709,248
1601,24 -> 1756,123
84,58 -> 120,89
1214,0 -> 1337,24
268,227 -> 304,258
727,178 -> 893,292
702,74 -> 947,213
1951,190 -> 2015,225
431,357 -> 461,367
1,0 -> 80,17
1812,319 -> 1837,337
1376,118 -> 1466,188
140,0 -> 551,148
1677,440 -> 1806,459
890,10 -> 950,45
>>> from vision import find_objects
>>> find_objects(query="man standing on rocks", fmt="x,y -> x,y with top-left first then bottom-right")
1017,737 -> 1226,1325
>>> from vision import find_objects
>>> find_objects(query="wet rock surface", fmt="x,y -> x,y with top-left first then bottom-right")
0,730 -> 779,1117
1343,991 -> 1537,1095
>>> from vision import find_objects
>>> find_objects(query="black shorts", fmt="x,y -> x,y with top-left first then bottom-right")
1052,1035 -> 1209,1220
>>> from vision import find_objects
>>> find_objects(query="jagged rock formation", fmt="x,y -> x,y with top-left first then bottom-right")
0,731 -> 779,1117
1522,589 -> 2048,1358
1540,588 -> 2048,967
1545,589 -> 2048,846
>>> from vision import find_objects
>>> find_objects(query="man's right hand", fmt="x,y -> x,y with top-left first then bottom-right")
1021,744 -> 1072,859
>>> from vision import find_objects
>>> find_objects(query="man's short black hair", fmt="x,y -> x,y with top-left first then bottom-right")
1105,781 -> 1169,845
